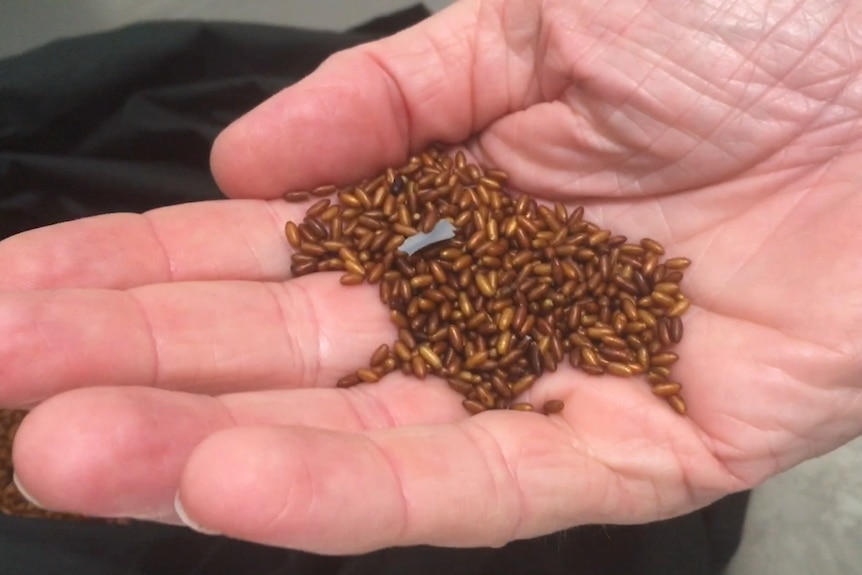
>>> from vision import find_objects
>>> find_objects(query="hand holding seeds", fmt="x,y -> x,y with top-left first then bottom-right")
4,0 -> 862,557
284,148 -> 692,417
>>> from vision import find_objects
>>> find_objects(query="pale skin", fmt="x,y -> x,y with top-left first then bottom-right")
3,0 -> 862,555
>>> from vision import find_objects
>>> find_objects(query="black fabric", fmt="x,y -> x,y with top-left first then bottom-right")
0,8 -> 750,575
0,493 -> 750,575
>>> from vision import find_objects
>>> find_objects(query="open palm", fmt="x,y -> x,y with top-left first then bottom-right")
4,0 -> 862,554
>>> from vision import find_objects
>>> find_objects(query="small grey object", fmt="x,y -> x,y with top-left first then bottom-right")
398,220 -> 456,256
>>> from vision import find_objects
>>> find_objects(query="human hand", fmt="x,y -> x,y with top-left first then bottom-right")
5,0 -> 862,554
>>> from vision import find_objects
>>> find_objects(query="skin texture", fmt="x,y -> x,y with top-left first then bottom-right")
3,0 -> 862,554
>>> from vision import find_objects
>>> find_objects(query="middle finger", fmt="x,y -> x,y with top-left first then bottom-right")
0,199 -> 304,291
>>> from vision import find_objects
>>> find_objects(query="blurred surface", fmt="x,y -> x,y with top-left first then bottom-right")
725,437 -> 862,575
2,1 -> 860,574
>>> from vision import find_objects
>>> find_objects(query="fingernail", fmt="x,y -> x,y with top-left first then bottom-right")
174,493 -> 221,536
12,473 -> 45,509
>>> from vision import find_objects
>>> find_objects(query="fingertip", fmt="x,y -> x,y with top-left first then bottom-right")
11,472 -> 44,509
177,427 -> 303,542
209,53 -> 409,200
174,491 -> 221,536
209,119 -> 244,197
10,396 -> 94,512
178,426 -> 406,553
11,387 -> 233,518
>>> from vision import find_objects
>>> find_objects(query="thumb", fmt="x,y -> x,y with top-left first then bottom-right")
210,1 -> 509,199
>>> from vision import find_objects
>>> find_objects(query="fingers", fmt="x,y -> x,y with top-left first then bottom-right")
0,277 -> 392,406
175,379 -> 727,553
174,415 -> 656,553
12,375 -> 735,551
12,387 -> 234,521
10,382 -> 464,520
180,424 -> 527,552
210,1 -> 518,199
0,199 -> 303,291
